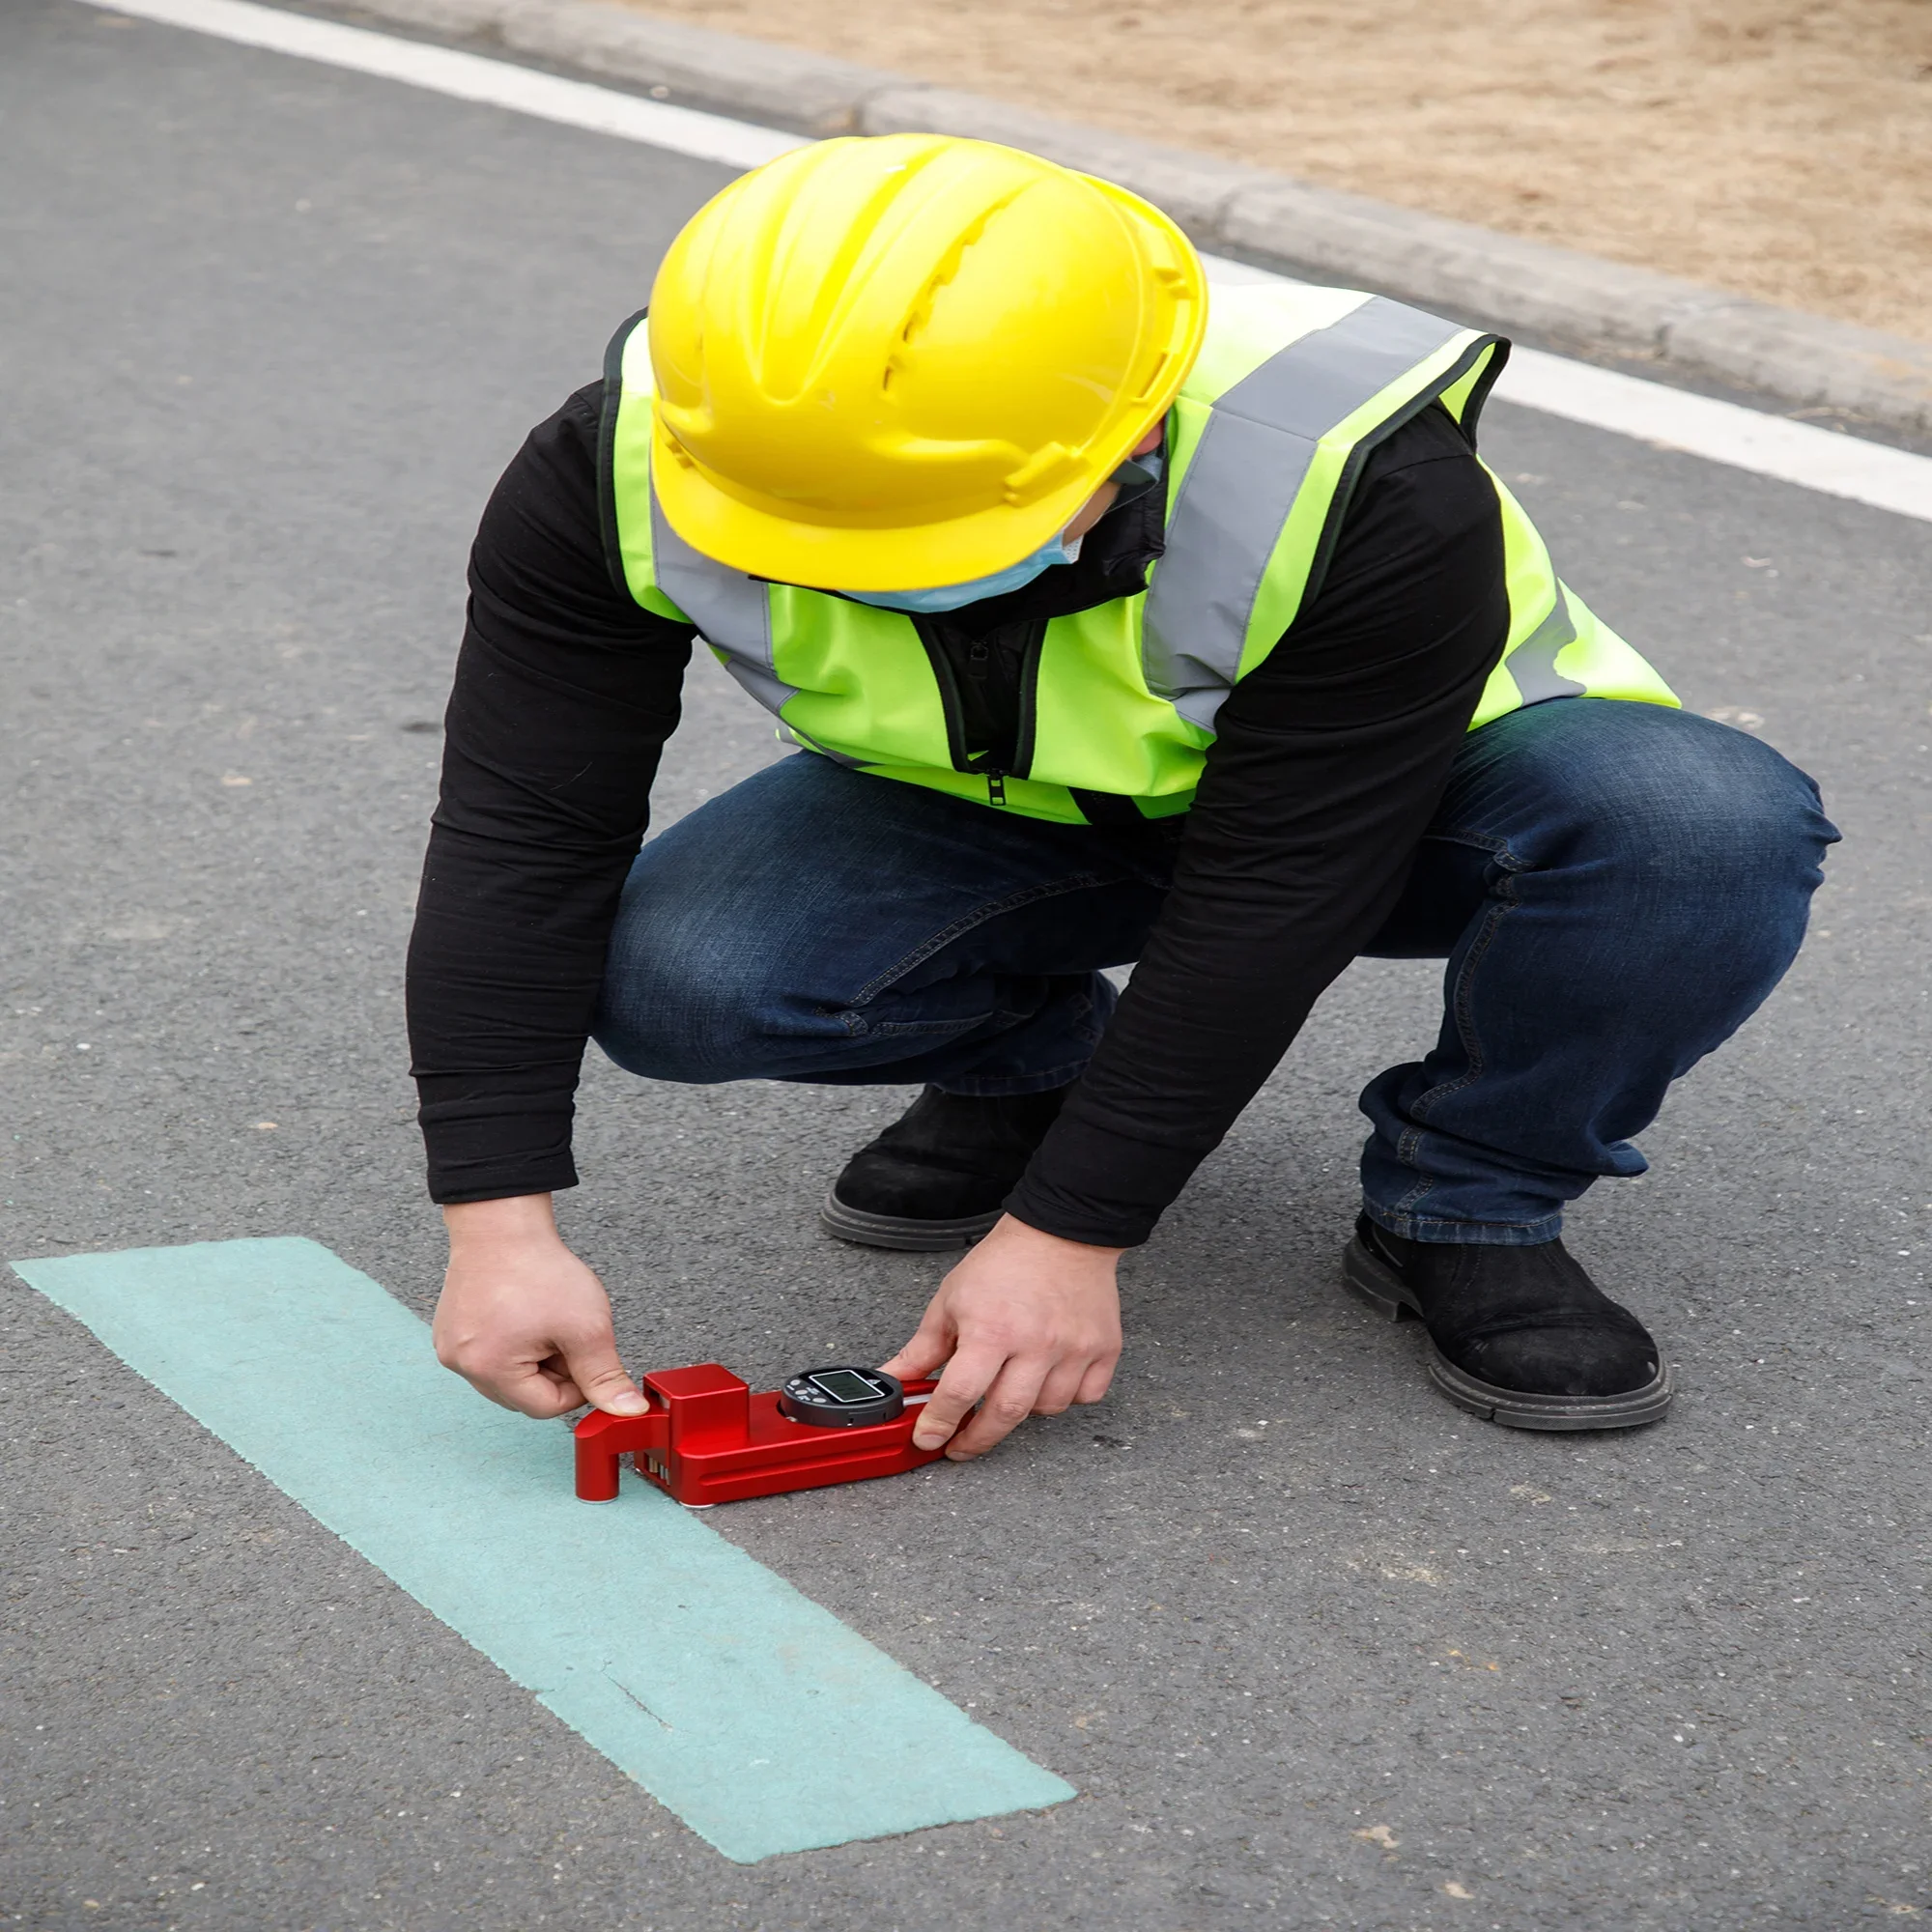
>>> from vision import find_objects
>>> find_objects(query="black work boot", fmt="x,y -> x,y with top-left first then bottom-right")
820,1085 -> 1070,1250
1342,1213 -> 1672,1430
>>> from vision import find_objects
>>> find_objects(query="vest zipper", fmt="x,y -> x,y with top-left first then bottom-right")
911,622 -> 976,775
1009,623 -> 1046,781
968,641 -> 1009,805
909,618 -> 1044,810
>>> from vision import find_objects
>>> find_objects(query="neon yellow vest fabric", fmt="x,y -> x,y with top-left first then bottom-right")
602,283 -> 1677,826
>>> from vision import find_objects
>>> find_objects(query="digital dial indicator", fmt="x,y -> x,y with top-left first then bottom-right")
778,1365 -> 906,1429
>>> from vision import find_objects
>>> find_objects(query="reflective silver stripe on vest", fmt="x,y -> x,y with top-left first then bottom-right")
1504,588 -> 1588,705
648,485 -> 869,768
649,485 -> 796,715
1144,297 -> 1471,733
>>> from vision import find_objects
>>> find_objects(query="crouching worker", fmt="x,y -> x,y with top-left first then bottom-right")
411,135 -> 1835,1455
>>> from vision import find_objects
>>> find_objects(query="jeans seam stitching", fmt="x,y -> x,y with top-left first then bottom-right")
1370,1206 -> 1564,1241
1427,825 -> 1521,866
1391,1169 -> 1435,1215
1406,841 -> 1523,1123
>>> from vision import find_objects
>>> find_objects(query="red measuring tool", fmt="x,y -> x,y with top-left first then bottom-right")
573,1362 -> 944,1507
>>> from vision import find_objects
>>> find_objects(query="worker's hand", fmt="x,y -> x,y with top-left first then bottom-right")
880,1215 -> 1123,1461
434,1194 -> 648,1420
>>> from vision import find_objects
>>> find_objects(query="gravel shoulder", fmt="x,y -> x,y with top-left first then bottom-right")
610,0 -> 1932,346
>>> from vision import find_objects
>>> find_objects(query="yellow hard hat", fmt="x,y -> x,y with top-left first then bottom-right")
647,133 -> 1208,591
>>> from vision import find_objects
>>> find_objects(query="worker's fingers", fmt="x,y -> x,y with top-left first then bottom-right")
454,1352 -> 584,1420
909,1342 -> 1006,1450
558,1334 -> 650,1416
1073,1353 -> 1120,1406
1031,1357 -> 1094,1417
943,1357 -> 1052,1461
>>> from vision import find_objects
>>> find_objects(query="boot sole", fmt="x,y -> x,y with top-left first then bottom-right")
1341,1235 -> 1674,1432
819,1188 -> 1003,1252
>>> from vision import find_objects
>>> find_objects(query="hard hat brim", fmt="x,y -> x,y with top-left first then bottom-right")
652,408 -> 1132,592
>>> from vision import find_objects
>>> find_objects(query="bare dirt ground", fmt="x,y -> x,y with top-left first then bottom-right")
613,0 -> 1932,344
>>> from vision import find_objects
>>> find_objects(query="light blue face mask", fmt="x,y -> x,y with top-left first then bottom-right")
839,530 -> 1086,615
838,448 -> 1165,616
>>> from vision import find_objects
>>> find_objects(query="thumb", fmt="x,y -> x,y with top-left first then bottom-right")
562,1336 -> 649,1416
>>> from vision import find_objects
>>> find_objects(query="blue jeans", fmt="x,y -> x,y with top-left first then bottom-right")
594,701 -> 1836,1243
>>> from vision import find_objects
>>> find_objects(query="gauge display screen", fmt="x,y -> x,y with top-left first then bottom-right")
810,1369 -> 884,1405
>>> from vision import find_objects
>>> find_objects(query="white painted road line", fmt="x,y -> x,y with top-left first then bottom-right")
72,0 -> 804,169
1491,347 -> 1932,523
72,0 -> 1932,526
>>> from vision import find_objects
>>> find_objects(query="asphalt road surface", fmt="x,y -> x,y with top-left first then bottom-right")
4,4 -> 1929,1926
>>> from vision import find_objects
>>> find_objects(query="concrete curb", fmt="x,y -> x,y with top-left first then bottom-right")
348,0 -> 1932,435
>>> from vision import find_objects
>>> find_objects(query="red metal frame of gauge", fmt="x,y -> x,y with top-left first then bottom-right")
573,1363 -> 944,1507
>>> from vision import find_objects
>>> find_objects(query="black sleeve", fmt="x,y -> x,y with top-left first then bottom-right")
406,384 -> 696,1204
1006,405 -> 1510,1246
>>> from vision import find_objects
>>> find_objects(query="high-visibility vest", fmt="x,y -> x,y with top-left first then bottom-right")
602,282 -> 1679,825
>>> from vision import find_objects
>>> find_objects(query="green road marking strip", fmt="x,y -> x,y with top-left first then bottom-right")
12,1237 -> 1075,1862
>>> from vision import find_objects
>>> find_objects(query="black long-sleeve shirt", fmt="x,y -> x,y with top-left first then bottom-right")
408,382 -> 1509,1245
